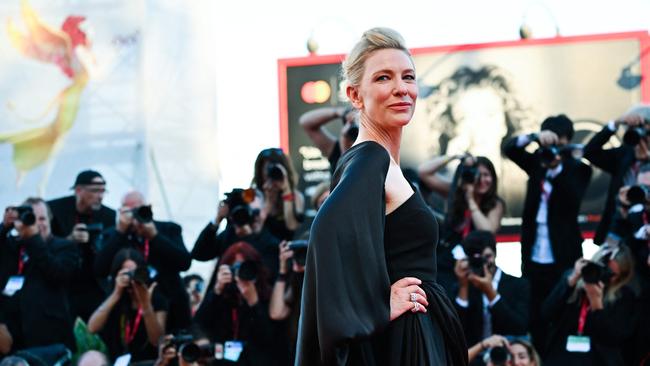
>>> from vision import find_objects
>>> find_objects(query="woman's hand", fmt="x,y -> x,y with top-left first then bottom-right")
112,268 -> 131,298
584,281 -> 605,310
567,258 -> 589,287
454,259 -> 470,289
390,277 -> 428,321
132,281 -> 157,311
214,265 -> 233,295
236,278 -> 259,306
278,241 -> 293,275
481,334 -> 509,350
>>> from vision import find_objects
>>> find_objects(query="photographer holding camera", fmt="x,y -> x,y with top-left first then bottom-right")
88,248 -> 167,363
252,148 -> 305,241
95,190 -> 191,334
193,242 -> 278,366
47,170 -> 116,322
503,114 -> 592,352
541,246 -> 636,365
299,106 -> 359,174
154,333 -> 213,366
583,104 -> 650,246
192,188 -> 281,282
454,231 -> 529,353
0,198 -> 78,352
269,239 -> 307,361
419,154 -> 505,295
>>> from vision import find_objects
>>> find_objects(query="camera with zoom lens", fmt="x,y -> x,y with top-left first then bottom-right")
230,260 -> 258,281
626,185 -> 650,206
582,260 -> 614,285
460,165 -> 480,185
223,188 -> 258,227
126,266 -> 151,285
163,334 -> 216,363
484,346 -> 510,366
467,253 -> 486,276
266,164 -> 284,182
288,239 -> 309,267
623,120 -> 650,146
131,205 -> 153,223
12,206 -> 36,226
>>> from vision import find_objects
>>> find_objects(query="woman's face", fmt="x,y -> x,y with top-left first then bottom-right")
510,343 -> 534,366
475,164 -> 494,195
121,259 -> 137,273
349,48 -> 417,130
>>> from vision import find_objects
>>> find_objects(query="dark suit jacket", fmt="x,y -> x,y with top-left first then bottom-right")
504,137 -> 592,275
95,221 -> 192,332
454,271 -> 530,346
0,229 -> 78,351
583,125 -> 637,245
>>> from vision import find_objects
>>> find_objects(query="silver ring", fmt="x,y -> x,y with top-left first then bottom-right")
410,293 -> 417,302
412,301 -> 419,312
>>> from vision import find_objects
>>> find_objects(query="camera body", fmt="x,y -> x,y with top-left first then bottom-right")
288,239 -> 309,267
163,334 -> 215,362
626,185 -> 650,206
484,346 -> 510,366
266,164 -> 284,182
623,125 -> 649,146
13,205 -> 36,226
460,165 -> 480,185
224,189 -> 257,227
126,266 -> 151,285
467,253 -> 486,276
582,260 -> 614,284
131,205 -> 153,223
230,260 -> 257,281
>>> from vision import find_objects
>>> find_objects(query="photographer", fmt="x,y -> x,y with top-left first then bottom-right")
454,231 -> 529,352
0,198 -> 78,352
252,148 -> 305,241
95,190 -> 191,334
583,104 -> 650,245
541,246 -> 636,365
420,155 -> 504,295
503,114 -> 592,352
154,334 -> 212,366
192,188 -> 281,282
88,248 -> 167,362
47,169 -> 116,322
268,240 -> 307,361
193,242 -> 277,366
299,106 -> 359,173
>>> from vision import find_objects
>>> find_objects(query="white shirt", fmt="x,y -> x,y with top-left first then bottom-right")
531,164 -> 563,264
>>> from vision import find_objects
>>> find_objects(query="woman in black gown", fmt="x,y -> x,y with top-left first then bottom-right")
295,28 -> 467,366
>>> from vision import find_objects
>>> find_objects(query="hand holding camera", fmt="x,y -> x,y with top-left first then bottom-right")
69,223 -> 90,244
4,206 -> 38,239
132,280 -> 157,312
214,264 -> 233,295
117,207 -> 134,233
615,113 -> 645,128
113,268 -> 133,296
536,130 -> 560,147
215,200 -> 230,224
278,241 -> 293,274
454,259 -> 470,288
584,281 -> 605,310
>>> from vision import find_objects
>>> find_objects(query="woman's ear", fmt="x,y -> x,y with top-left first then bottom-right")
346,85 -> 363,110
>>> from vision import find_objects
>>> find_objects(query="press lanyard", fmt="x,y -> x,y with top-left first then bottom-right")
17,246 -> 26,275
124,308 -> 143,345
461,209 -> 472,239
577,298 -> 589,335
231,308 -> 240,340
141,239 -> 149,262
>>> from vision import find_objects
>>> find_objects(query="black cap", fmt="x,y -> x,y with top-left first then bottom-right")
72,170 -> 106,188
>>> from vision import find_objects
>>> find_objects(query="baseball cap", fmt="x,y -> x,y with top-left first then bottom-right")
71,170 -> 106,188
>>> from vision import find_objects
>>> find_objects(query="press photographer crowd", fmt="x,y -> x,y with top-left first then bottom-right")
1,104 -> 650,366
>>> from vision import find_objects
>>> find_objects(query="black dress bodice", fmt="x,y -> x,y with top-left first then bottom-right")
384,190 -> 438,284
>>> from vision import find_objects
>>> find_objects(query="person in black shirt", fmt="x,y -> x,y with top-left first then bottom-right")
95,190 -> 191,334
47,169 -> 116,322
299,105 -> 359,173
0,198 -> 78,352
88,248 -> 167,363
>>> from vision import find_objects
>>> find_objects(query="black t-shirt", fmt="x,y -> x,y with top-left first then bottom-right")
101,289 -> 169,362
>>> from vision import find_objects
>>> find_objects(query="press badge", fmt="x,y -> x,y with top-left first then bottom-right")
2,276 -> 25,297
113,353 -> 131,366
566,335 -> 591,352
224,341 -> 244,362
148,265 -> 158,279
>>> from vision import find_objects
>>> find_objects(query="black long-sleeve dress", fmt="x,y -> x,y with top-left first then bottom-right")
295,141 -> 467,366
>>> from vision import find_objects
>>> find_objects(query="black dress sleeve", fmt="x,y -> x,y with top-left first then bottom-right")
296,141 -> 391,365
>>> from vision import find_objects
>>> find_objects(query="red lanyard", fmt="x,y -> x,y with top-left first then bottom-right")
124,307 -> 143,345
231,308 -> 240,340
461,209 -> 472,239
141,239 -> 150,262
17,247 -> 26,275
577,298 -> 590,335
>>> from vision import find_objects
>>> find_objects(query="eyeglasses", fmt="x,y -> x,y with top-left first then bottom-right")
260,148 -> 284,157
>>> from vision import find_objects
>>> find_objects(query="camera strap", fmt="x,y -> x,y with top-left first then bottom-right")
577,297 -> 589,335
141,239 -> 150,262
461,210 -> 472,239
124,307 -> 143,345
231,308 -> 240,340
17,246 -> 26,275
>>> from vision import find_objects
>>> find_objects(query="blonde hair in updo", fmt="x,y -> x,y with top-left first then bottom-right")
342,27 -> 411,89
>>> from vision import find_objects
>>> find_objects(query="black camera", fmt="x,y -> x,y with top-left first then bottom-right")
132,205 -> 153,223
266,164 -> 284,182
13,206 -> 36,226
467,254 -> 485,276
582,260 -> 613,285
623,125 -> 648,146
288,240 -> 309,267
535,145 -> 561,166
460,165 -> 480,185
626,185 -> 650,206
486,346 -> 510,366
84,223 -> 104,233
231,260 -> 258,281
224,189 -> 258,227
126,266 -> 150,285
179,343 -> 215,363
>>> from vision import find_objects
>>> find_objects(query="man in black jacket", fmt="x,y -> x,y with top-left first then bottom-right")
47,169 -> 116,322
94,190 -> 192,333
0,198 -> 78,352
453,231 -> 529,349
583,105 -> 650,245
503,114 -> 592,353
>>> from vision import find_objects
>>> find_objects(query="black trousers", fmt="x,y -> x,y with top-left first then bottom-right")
525,261 -> 564,357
